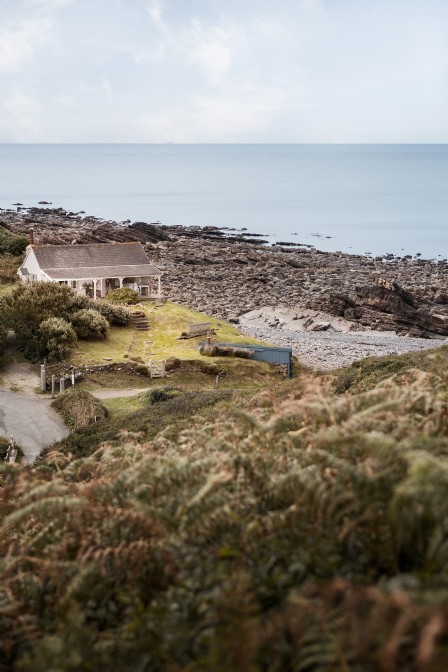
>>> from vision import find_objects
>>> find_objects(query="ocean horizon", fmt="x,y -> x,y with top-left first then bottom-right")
1,143 -> 447,259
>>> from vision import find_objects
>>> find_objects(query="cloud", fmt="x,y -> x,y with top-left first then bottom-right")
0,19 -> 51,72
184,21 -> 238,84
0,91 -> 43,141
25,0 -> 74,9
54,94 -> 75,106
145,0 -> 166,30
134,85 -> 285,142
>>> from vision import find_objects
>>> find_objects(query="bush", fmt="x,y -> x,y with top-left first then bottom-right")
52,390 -> 108,430
0,283 -> 131,361
165,356 -> 181,371
0,225 -> 28,256
200,344 -> 254,359
146,387 -> 179,404
93,301 -> 131,326
39,317 -> 77,361
106,287 -> 139,305
0,282 -> 77,340
199,361 -> 225,375
0,254 -> 23,283
135,364 -> 149,376
69,309 -> 110,339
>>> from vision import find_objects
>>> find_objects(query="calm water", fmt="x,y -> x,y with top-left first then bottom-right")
0,144 -> 447,258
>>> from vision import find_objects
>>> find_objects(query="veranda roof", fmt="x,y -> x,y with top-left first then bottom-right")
44,264 -> 160,280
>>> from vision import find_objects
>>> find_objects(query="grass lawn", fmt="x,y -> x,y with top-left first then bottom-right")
101,394 -> 147,418
69,300 -> 283,395
70,300 -> 270,365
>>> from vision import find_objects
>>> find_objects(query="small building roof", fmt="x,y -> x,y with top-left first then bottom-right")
29,242 -> 161,279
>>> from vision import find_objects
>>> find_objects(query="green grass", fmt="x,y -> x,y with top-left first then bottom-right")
69,300 -> 282,392
70,301 -> 269,366
0,283 -> 15,297
101,394 -> 146,418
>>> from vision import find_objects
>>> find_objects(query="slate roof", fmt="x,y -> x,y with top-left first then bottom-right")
30,243 -> 161,279
43,265 -> 160,280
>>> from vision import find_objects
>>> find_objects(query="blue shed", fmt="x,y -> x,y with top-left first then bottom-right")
204,342 -> 293,378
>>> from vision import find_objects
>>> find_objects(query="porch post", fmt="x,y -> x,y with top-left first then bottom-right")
157,275 -> 161,298
119,277 -> 123,288
93,279 -> 97,300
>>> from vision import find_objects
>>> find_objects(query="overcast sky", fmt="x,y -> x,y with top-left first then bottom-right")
0,0 -> 447,143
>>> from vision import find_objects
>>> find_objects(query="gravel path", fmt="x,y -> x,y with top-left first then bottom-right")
239,309 -> 447,371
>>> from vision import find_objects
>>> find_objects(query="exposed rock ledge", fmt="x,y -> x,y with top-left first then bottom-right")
2,206 -> 448,340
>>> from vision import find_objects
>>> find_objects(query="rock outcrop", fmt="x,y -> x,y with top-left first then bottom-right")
2,206 -> 448,339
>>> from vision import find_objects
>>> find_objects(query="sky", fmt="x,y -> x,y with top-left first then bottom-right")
0,0 -> 447,143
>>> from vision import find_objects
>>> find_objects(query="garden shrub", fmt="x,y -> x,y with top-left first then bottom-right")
93,300 -> 131,326
0,283 -> 131,361
69,309 -> 110,339
106,287 -> 139,305
38,317 -> 77,361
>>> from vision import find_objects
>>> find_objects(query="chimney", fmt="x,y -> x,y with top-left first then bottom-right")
29,228 -> 34,245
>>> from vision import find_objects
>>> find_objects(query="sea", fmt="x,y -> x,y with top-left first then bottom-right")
0,143 -> 447,259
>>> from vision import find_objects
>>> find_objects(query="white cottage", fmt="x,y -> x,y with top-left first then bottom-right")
17,242 -> 162,300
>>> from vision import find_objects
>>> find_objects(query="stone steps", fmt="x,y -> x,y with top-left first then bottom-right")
130,311 -> 150,331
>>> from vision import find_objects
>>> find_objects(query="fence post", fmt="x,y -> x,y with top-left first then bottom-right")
51,375 -> 56,398
71,371 -> 75,387
40,364 -> 46,392
59,377 -> 65,394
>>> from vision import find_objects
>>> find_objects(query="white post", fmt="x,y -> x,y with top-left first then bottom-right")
40,364 -> 46,392
157,276 -> 161,298
119,277 -> 123,288
71,371 -> 75,387
60,377 -> 65,394
51,375 -> 56,397
93,279 -> 97,300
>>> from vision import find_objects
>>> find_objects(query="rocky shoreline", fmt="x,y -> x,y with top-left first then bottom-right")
2,206 -> 448,367
239,307 -> 446,370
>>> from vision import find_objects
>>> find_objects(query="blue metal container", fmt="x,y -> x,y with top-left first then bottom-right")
201,342 -> 293,378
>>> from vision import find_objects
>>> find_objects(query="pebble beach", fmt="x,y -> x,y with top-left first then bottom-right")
238,307 -> 447,370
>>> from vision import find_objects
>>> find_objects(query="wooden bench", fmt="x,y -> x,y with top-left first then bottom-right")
188,322 -> 212,337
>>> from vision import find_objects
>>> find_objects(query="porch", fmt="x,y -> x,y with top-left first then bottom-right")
59,274 -> 162,300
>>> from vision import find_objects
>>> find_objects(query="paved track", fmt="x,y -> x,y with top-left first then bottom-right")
0,390 -> 68,464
